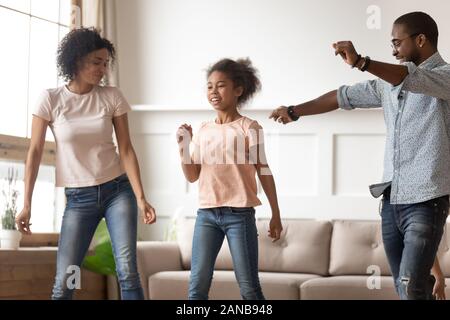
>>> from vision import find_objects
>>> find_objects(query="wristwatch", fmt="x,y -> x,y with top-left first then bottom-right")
287,106 -> 300,121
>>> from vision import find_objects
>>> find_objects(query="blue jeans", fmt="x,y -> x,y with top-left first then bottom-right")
381,188 -> 449,300
188,207 -> 265,300
52,174 -> 144,300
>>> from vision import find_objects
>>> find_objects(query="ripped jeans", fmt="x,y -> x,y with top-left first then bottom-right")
381,188 -> 449,300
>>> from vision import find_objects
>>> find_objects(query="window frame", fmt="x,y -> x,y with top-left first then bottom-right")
0,0 -> 76,244
0,134 -> 59,246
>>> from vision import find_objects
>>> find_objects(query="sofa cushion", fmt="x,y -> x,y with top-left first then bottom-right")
148,270 -> 320,300
176,217 -> 332,275
136,241 -> 183,299
257,219 -> 332,275
329,220 -> 391,276
300,276 -> 398,300
176,217 -> 200,270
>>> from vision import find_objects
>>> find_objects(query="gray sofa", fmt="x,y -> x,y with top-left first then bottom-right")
131,218 -> 450,300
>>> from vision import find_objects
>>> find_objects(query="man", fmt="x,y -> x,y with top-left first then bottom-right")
270,12 -> 449,300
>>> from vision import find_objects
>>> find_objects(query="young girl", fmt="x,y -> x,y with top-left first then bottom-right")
15,27 -> 156,300
176,58 -> 283,300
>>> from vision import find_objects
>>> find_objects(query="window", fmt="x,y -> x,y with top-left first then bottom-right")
0,0 -> 71,234
0,0 -> 71,140
0,134 -> 63,233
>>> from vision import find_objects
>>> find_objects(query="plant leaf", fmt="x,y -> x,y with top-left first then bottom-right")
81,220 -> 116,276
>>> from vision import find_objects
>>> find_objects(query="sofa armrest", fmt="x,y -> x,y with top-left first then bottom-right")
136,241 -> 183,299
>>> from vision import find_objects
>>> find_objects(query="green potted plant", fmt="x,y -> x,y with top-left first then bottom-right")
0,167 -> 22,249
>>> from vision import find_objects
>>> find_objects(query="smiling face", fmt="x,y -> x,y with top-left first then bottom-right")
391,23 -> 422,64
207,71 -> 243,111
75,48 -> 110,85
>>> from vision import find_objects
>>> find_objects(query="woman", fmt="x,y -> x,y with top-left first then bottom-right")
15,27 -> 156,300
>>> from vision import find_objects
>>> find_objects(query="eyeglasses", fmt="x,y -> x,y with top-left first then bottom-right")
391,33 -> 420,50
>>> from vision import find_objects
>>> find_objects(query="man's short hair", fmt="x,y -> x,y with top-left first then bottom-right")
394,12 -> 439,48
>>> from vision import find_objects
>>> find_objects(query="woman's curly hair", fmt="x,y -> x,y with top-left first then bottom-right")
57,27 -> 116,81
207,58 -> 261,107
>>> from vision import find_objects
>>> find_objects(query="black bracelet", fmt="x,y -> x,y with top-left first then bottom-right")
287,106 -> 300,121
351,54 -> 362,69
360,56 -> 371,72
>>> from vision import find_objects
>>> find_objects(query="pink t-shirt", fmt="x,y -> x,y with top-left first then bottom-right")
192,116 -> 263,209
33,85 -> 130,187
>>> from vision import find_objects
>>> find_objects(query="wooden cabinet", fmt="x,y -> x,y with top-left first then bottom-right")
0,247 -> 106,299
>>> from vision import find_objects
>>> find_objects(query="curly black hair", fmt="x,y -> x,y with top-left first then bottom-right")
207,58 -> 261,107
57,27 -> 116,81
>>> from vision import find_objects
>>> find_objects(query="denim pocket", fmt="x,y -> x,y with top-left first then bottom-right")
422,196 -> 450,234
442,195 -> 449,209
113,174 -> 128,183
112,174 -> 131,193
427,196 -> 449,213
435,196 -> 450,219
64,188 -> 80,204
64,188 -> 79,197
65,186 -> 98,207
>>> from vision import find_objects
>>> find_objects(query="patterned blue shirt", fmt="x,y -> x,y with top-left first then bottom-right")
337,52 -> 450,204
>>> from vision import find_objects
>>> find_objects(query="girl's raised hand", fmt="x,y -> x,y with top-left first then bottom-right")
176,124 -> 193,144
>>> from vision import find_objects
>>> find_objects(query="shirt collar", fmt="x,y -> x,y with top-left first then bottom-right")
417,52 -> 445,70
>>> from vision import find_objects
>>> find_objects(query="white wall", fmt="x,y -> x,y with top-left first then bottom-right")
132,108 -> 387,241
116,0 -> 450,106
114,0 -> 450,240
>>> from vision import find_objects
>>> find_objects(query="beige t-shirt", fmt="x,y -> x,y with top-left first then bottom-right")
33,85 -> 130,187
192,116 -> 263,208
